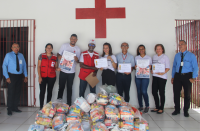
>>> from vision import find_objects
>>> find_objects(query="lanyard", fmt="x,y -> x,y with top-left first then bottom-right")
122,54 -> 127,62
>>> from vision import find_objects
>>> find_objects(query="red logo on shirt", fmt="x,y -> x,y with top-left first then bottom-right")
74,50 -> 76,53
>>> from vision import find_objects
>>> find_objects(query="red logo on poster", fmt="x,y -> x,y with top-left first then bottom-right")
76,0 -> 126,38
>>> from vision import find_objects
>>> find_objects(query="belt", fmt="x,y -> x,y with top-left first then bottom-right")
177,72 -> 192,75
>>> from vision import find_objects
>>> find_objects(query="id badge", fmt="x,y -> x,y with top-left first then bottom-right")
51,62 -> 55,67
181,62 -> 184,66
19,60 -> 22,64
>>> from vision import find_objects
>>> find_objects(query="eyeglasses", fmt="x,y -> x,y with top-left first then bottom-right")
12,47 -> 19,49
89,44 -> 95,47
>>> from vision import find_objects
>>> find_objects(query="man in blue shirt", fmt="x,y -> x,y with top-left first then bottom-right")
3,43 -> 28,115
116,42 -> 135,102
171,40 -> 199,117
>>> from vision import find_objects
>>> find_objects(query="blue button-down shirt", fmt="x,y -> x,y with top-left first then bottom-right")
116,52 -> 135,67
172,50 -> 199,78
2,51 -> 28,79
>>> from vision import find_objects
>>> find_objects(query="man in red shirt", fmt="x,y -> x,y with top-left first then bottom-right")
79,40 -> 99,97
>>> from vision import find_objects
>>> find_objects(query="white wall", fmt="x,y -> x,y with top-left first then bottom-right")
0,0 -> 200,108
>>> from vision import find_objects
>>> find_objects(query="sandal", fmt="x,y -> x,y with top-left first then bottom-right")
151,109 -> 158,112
157,110 -> 164,114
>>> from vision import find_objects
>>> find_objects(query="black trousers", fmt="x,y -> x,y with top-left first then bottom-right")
102,69 -> 116,86
152,76 -> 167,110
57,71 -> 75,105
116,73 -> 131,102
173,72 -> 192,112
39,77 -> 56,109
7,73 -> 23,111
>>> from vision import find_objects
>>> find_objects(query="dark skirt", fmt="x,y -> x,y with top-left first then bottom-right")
102,69 -> 116,86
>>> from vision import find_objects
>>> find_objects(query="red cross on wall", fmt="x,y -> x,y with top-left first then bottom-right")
76,0 -> 126,38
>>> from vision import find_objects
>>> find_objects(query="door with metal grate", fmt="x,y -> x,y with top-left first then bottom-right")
0,19 -> 36,107
175,20 -> 200,108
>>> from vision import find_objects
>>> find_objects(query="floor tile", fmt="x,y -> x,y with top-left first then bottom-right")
3,117 -> 28,125
148,113 -> 174,121
23,116 -> 36,125
18,107 -> 39,112
0,116 -> 10,123
189,114 -> 200,120
148,127 -> 162,131
141,113 -> 153,121
169,113 -> 195,121
176,120 -> 200,128
154,120 -> 182,128
184,128 -> 200,131
11,111 -> 34,118
0,124 -> 20,131
16,124 -> 31,131
148,121 -> 159,128
160,127 -> 186,131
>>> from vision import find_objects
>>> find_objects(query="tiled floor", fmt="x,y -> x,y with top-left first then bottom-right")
0,107 -> 200,131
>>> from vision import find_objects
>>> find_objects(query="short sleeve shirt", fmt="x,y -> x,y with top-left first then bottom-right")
79,51 -> 94,63
100,55 -> 117,71
58,43 -> 81,73
135,55 -> 152,76
152,54 -> 170,79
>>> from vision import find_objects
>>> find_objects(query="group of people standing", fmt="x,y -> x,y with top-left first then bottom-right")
2,34 -> 198,118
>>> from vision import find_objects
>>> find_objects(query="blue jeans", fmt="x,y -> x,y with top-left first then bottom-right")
79,79 -> 96,97
135,77 -> 149,107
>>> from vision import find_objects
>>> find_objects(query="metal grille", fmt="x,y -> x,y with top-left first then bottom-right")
0,19 -> 36,107
175,20 -> 200,108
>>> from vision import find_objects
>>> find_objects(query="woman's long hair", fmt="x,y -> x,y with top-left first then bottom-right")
102,42 -> 113,57
137,44 -> 146,56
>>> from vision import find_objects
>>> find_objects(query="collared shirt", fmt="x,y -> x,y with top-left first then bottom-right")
172,50 -> 199,78
116,52 -> 135,72
152,54 -> 170,79
3,51 -> 28,79
58,43 -> 81,73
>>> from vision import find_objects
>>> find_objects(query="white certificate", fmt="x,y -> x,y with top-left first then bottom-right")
94,58 -> 108,68
136,59 -> 150,78
152,64 -> 165,73
59,51 -> 76,71
118,63 -> 131,73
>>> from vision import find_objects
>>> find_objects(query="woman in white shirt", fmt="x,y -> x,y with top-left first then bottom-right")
135,45 -> 152,113
100,43 -> 117,86
151,44 -> 170,114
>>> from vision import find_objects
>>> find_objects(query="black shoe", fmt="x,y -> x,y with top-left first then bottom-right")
172,111 -> 180,115
184,112 -> 189,117
7,110 -> 12,116
151,109 -> 158,112
12,109 -> 22,113
138,107 -> 143,111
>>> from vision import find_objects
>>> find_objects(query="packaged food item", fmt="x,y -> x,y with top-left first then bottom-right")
100,84 -> 117,94
35,111 -> 52,127
65,121 -> 84,131
66,113 -> 82,123
82,120 -> 92,131
104,119 -> 118,129
69,104 -> 81,115
52,114 -> 66,130
96,93 -> 108,105
119,106 -> 134,121
134,117 -> 149,131
41,101 -> 56,117
54,99 -> 69,114
105,105 -> 120,120
119,120 -> 134,131
109,93 -> 123,105
81,112 -> 90,121
120,101 -> 129,106
74,97 -> 91,112
92,122 -> 109,131
86,93 -> 96,104
28,124 -> 44,131
90,108 -> 105,123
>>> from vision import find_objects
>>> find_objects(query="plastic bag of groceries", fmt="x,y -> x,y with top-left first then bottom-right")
53,99 -> 69,114
134,116 -> 149,131
41,101 -> 56,118
86,93 -> 96,104
119,106 -> 134,121
69,104 -> 81,115
96,88 -> 109,105
74,97 -> 91,112
105,105 -> 120,120
35,111 -> 52,127
81,112 -> 90,121
81,120 -> 92,131
119,120 -> 134,131
65,121 -> 84,131
109,93 -> 123,105
52,114 -> 66,130
92,122 -> 109,131
28,124 -> 44,131
90,108 -> 105,123
66,113 -> 82,123
104,119 -> 119,129
100,84 -> 117,94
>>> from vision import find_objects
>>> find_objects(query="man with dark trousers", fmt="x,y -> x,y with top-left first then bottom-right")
3,43 -> 28,115
78,39 -> 99,97
171,40 -> 199,117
